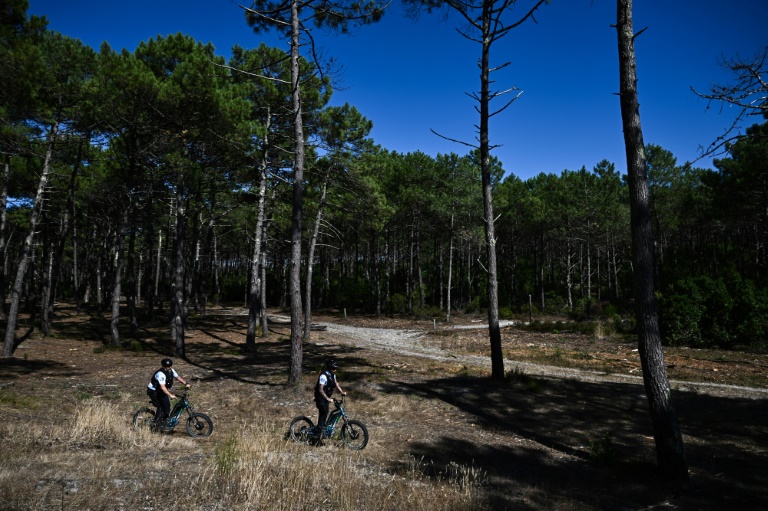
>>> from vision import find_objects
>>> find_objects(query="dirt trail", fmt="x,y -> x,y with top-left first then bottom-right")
318,319 -> 768,400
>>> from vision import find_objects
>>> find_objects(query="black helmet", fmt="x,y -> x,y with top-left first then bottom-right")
161,358 -> 173,368
326,359 -> 339,370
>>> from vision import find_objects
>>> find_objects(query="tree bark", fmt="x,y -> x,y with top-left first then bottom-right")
303,174 -> 328,342
247,139 -> 270,348
446,213 -> 454,322
127,222 -> 138,331
479,6 -> 504,381
287,0 -> 305,386
110,197 -> 130,346
616,0 -> 689,487
3,120 -> 59,357
171,175 -> 187,358
0,155 -> 10,321
43,142 -> 82,334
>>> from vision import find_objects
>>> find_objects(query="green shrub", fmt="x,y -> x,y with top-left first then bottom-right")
418,305 -> 443,318
658,275 -> 768,349
464,296 -> 481,314
388,293 -> 407,315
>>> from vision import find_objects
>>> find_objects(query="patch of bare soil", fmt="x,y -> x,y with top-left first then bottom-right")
1,305 -> 767,510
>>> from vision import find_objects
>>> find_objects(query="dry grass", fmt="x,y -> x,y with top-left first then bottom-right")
2,306 -> 768,510
0,388 -> 486,511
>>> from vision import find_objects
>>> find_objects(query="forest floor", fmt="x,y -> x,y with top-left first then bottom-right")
1,304 -> 767,510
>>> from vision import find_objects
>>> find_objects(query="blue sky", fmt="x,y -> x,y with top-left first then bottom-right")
27,0 -> 767,180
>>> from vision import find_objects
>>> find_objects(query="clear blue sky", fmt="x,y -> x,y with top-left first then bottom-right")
28,0 -> 767,180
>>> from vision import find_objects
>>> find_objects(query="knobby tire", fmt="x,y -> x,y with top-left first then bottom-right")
341,419 -> 369,450
132,407 -> 156,432
289,416 -> 315,444
186,412 -> 214,438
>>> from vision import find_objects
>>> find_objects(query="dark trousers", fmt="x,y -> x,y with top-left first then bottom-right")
147,388 -> 170,422
315,397 -> 330,437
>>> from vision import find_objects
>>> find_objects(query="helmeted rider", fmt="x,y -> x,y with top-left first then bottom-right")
314,359 -> 346,443
147,358 -> 189,429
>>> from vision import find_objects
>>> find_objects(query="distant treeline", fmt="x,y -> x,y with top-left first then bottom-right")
2,3 -> 767,351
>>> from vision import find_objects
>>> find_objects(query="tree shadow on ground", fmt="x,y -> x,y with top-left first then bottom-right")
0,357 -> 85,380
178,315 -> 375,388
383,374 -> 768,511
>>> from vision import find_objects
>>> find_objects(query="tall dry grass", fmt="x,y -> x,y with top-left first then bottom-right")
0,392 -> 488,511
191,422 -> 486,510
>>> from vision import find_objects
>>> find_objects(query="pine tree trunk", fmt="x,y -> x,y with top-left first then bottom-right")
303,175 -> 328,342
247,114 -> 271,347
260,241 -> 269,337
287,0 -> 305,386
479,12 -> 504,381
374,233 -> 382,316
127,223 -> 137,332
40,224 -> 52,336
408,223 -> 414,313
416,225 -> 424,312
111,198 -> 130,346
385,229 -> 391,312
3,120 -> 59,357
446,213 -> 454,322
96,236 -> 104,312
565,238 -> 573,311
171,176 -> 186,358
616,0 -> 689,487
43,147 -> 81,334
0,154 -> 10,321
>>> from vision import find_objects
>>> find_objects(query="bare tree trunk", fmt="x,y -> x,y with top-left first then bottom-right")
3,120 -> 59,357
612,233 -> 620,299
185,202 -> 200,332
0,155 -> 10,321
213,226 -> 221,306
127,223 -> 138,331
416,225 -> 424,312
438,244 -> 444,312
408,223 -> 414,313
385,228 -> 391,312
96,234 -> 104,312
586,239 -> 592,317
374,233 -> 382,316
260,237 -> 269,337
82,222 -> 98,306
260,188 -> 275,338
72,202 -> 79,297
287,0 -> 305,386
566,238 -> 574,312
616,0 -> 689,487
40,224 -> 52,336
479,11 -> 504,381
155,229 -> 163,311
303,174 -> 328,342
247,142 -> 270,348
171,175 -> 186,358
111,198 -> 130,346
446,213 -> 454,322
43,146 -> 82,334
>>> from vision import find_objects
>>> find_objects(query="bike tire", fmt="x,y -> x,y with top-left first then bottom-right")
132,407 -> 156,432
186,412 -> 214,438
341,419 -> 369,450
289,416 -> 315,444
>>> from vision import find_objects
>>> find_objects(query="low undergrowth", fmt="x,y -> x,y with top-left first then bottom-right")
0,390 -> 487,511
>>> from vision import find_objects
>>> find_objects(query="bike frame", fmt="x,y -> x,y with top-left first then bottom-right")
322,399 -> 348,437
163,392 -> 192,426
